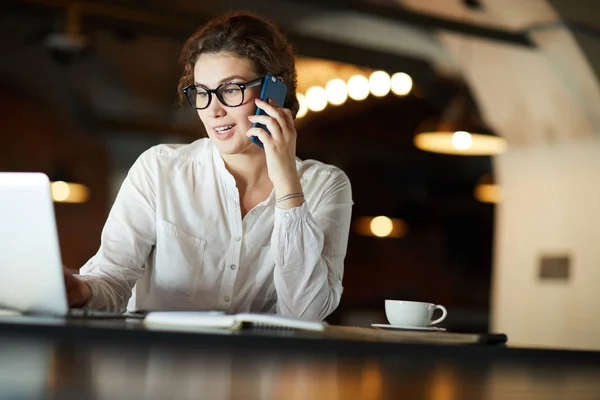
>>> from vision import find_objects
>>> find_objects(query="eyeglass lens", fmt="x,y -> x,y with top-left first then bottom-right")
187,83 -> 244,109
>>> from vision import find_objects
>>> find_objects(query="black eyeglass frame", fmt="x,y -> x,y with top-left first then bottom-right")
182,76 -> 265,110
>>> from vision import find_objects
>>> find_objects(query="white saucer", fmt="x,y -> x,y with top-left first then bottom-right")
371,323 -> 446,332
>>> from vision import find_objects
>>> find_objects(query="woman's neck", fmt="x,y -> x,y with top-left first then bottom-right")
220,151 -> 271,192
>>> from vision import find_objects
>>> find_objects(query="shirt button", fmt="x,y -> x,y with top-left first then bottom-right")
224,296 -> 231,302
235,236 -> 241,242
283,212 -> 291,218
230,264 -> 237,270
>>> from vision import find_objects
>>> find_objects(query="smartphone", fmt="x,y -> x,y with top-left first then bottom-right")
251,74 -> 288,149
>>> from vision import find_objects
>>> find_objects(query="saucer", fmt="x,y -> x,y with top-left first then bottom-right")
371,323 -> 446,332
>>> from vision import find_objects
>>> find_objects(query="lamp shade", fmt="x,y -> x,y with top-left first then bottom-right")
414,91 -> 507,156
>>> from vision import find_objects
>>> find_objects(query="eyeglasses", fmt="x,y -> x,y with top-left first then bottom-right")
182,76 -> 264,110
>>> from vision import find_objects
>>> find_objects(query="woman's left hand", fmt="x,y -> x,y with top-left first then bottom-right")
246,98 -> 302,197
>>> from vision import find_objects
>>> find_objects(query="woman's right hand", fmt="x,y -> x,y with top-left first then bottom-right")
63,267 -> 92,308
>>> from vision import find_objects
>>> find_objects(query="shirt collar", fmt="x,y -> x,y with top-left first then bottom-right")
211,143 -> 237,187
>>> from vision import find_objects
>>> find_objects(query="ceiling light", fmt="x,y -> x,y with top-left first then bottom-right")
305,86 -> 327,112
369,71 -> 391,97
474,174 -> 501,203
354,216 -> 408,238
296,93 -> 308,118
347,75 -> 370,101
414,89 -> 507,156
51,181 -> 90,203
325,79 -> 348,106
391,72 -> 412,96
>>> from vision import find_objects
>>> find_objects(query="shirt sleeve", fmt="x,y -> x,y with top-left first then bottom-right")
78,149 -> 157,312
271,170 -> 353,321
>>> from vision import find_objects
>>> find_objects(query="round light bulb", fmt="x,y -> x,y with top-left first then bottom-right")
347,75 -> 370,101
370,216 -> 394,237
305,86 -> 327,112
325,79 -> 348,106
51,181 -> 70,202
452,131 -> 473,150
296,93 -> 308,118
391,72 -> 413,96
369,71 -> 391,97
475,183 -> 501,204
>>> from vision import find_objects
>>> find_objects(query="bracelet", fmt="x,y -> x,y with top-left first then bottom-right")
276,192 -> 304,203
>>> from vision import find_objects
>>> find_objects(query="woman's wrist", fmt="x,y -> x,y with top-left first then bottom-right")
275,192 -> 304,209
73,277 -> 93,308
273,173 -> 303,209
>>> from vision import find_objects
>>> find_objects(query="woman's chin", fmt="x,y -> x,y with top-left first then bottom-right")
212,135 -> 260,156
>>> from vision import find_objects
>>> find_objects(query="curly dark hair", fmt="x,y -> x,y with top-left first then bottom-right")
177,11 -> 299,118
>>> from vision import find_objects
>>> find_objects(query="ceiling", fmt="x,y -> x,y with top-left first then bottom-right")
1,0 -> 599,154
3,0 -> 599,144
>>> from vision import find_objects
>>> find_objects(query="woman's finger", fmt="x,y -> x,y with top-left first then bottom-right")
248,115 -> 282,141
255,98 -> 290,132
246,127 -> 274,149
279,108 -> 296,143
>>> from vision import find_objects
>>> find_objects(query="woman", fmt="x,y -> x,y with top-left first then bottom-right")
64,11 -> 353,321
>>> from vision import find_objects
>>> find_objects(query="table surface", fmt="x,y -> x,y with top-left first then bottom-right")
0,315 -> 599,400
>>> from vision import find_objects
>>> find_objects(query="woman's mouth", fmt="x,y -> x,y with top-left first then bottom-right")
212,125 -> 236,139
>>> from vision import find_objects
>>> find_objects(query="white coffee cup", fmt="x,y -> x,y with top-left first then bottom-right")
385,300 -> 447,327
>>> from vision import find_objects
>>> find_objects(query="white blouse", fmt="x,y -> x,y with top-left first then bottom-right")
79,138 -> 353,321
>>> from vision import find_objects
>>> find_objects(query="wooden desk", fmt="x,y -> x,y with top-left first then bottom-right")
0,316 -> 598,399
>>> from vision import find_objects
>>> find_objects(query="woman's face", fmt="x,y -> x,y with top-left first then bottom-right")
193,52 -> 263,156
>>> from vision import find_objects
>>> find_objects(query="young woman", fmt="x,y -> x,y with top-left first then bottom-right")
64,11 -> 353,321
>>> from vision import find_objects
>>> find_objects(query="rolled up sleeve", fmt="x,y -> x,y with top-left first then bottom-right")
79,149 -> 157,312
272,171 -> 353,321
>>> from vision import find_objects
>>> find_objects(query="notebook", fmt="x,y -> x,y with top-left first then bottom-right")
143,312 -> 326,332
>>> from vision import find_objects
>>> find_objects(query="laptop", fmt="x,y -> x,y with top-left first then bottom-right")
0,172 -> 138,318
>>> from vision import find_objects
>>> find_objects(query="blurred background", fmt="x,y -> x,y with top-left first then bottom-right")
2,0 -> 600,349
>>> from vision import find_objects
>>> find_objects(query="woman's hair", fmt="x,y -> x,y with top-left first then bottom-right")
177,11 -> 299,118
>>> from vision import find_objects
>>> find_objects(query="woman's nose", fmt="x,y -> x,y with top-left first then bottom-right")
205,96 -> 226,118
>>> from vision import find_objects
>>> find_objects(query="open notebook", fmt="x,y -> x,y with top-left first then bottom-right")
143,312 -> 326,332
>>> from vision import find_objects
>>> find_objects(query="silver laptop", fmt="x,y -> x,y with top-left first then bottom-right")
0,172 -> 137,318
